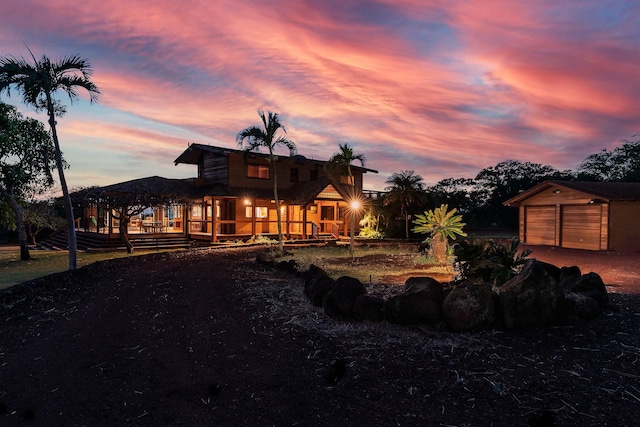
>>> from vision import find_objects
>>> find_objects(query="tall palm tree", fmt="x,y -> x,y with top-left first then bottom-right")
236,110 -> 296,253
326,143 -> 365,254
325,143 -> 365,186
0,49 -> 100,270
384,170 -> 425,239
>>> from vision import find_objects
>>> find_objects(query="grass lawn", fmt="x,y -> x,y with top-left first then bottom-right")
0,247 -> 180,290
283,244 -> 454,285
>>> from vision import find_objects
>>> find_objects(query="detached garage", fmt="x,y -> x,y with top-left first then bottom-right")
504,181 -> 640,253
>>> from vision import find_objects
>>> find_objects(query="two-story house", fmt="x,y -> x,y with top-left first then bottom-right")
75,143 -> 377,245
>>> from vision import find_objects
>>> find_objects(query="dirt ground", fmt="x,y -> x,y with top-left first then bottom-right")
1,244 -> 639,426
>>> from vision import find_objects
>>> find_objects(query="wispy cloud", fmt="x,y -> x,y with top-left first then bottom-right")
1,0 -> 639,190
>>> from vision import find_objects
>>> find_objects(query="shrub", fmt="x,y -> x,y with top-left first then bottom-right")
359,214 -> 384,239
454,238 -> 532,286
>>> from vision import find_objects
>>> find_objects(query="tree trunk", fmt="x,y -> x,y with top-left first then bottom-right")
272,162 -> 284,253
403,205 -> 409,240
118,217 -> 134,254
431,235 -> 449,264
47,105 -> 77,270
1,187 -> 30,261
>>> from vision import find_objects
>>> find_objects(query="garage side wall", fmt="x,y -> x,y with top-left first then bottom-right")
609,201 -> 640,253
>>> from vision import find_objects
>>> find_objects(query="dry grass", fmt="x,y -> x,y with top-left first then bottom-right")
282,244 -> 454,285
234,258 -> 488,357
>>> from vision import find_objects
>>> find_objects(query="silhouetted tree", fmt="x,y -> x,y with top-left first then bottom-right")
577,138 -> 640,182
0,103 -> 56,260
474,160 -> 571,228
384,170 -> 426,239
0,50 -> 100,270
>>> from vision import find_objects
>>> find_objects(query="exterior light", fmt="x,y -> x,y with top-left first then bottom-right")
348,198 -> 363,256
244,199 -> 251,205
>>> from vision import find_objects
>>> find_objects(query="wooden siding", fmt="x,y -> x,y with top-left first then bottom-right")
524,206 -> 556,245
520,186 -> 594,206
202,155 -> 228,183
608,201 -> 640,253
560,205 -> 603,250
223,152 -> 364,193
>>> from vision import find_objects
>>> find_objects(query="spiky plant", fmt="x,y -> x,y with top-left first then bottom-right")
412,204 -> 467,262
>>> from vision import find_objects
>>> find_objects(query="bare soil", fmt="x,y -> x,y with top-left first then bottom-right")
1,245 -> 639,426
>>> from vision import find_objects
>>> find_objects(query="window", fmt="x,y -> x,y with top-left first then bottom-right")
256,207 -> 268,218
247,164 -> 269,179
290,168 -> 299,183
310,168 -> 318,181
246,206 -> 269,218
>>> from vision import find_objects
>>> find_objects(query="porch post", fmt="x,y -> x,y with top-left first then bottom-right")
286,205 -> 291,239
302,204 -> 308,239
251,198 -> 256,238
108,209 -> 114,238
212,198 -> 218,242
341,202 -> 348,237
183,204 -> 188,237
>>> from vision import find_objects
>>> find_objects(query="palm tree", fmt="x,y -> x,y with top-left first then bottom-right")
325,143 -> 365,254
236,110 -> 296,253
384,170 -> 425,239
412,204 -> 467,262
325,143 -> 365,185
0,49 -> 100,271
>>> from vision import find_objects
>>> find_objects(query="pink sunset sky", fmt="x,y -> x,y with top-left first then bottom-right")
1,0 -> 639,191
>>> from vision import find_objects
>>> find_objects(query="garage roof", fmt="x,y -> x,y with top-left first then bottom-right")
504,180 -> 640,206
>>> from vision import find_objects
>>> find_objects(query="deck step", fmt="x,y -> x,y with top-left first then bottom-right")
40,232 -> 191,252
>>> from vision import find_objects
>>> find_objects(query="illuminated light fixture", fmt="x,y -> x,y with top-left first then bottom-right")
350,200 -> 361,210
553,189 -> 561,194
244,199 -> 251,205
588,199 -> 595,204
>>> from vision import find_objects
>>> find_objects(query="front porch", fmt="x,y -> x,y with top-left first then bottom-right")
75,195 -> 358,245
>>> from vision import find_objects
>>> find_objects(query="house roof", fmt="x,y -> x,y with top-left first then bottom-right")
95,176 -> 195,196
504,180 -> 640,206
76,174 -> 356,206
71,176 -> 197,202
174,143 -> 378,173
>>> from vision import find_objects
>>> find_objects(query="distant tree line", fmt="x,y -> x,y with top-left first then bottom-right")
377,138 -> 640,239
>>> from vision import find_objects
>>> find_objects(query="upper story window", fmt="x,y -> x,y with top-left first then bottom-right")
290,168 -> 299,183
247,164 -> 269,179
310,168 -> 318,181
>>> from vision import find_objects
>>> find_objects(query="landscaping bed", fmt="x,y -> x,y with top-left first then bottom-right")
0,245 -> 639,425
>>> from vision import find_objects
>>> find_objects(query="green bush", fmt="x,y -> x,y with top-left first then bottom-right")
454,238 -> 532,286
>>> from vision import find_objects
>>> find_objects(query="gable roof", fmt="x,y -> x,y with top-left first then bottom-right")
504,180 -> 640,206
174,143 -> 378,173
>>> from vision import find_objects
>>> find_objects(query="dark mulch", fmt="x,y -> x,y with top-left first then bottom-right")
1,246 -> 639,426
